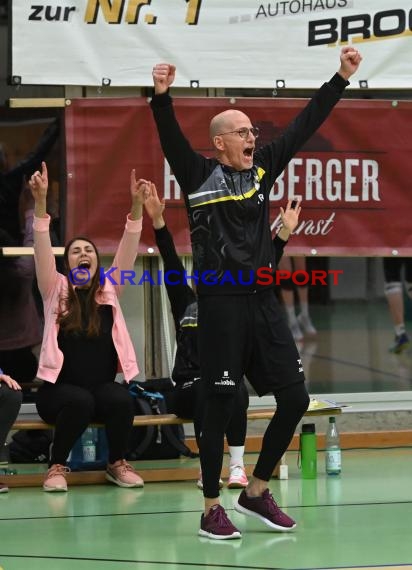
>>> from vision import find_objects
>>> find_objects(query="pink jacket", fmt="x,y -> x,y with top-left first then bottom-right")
33,214 -> 142,383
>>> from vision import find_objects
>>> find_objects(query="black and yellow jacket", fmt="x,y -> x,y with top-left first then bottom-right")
151,73 -> 348,296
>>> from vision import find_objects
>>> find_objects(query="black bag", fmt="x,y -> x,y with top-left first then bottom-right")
9,429 -> 52,463
126,379 -> 198,461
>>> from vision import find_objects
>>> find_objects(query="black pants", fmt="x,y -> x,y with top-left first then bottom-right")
197,290 -> 310,497
0,347 -> 38,384
199,381 -> 309,498
173,378 -> 249,447
36,382 -> 134,466
0,384 -> 23,449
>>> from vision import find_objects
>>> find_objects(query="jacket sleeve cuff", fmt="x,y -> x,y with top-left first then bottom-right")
154,225 -> 168,238
150,91 -> 172,108
328,72 -> 349,93
33,214 -> 51,232
274,233 -> 288,246
126,215 -> 143,233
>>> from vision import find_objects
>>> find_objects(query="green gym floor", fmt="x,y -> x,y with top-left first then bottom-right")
1,300 -> 411,569
1,448 -> 412,570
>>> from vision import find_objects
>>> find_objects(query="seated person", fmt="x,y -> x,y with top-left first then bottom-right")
0,189 -> 43,399
0,369 -> 23,493
29,162 -> 147,492
144,184 -> 249,489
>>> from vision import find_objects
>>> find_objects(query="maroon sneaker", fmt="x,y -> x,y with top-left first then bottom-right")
235,489 -> 296,531
199,504 -> 242,540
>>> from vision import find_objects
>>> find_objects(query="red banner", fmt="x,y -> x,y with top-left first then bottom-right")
65,97 -> 412,256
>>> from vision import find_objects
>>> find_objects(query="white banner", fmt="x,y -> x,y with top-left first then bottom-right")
11,0 -> 412,88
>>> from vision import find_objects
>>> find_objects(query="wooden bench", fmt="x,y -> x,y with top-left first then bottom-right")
2,405 -> 341,488
12,406 -> 336,431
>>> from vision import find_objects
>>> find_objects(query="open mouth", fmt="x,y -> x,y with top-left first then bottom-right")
244,147 -> 254,158
78,260 -> 90,269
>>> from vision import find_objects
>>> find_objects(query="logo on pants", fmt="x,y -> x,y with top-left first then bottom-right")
215,370 -> 235,387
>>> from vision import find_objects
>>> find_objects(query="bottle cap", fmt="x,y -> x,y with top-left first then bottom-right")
329,417 -> 336,423
302,423 -> 315,433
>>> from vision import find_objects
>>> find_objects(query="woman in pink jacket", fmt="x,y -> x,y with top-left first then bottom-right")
29,162 -> 148,492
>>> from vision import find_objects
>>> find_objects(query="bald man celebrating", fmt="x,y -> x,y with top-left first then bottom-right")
150,47 -> 362,540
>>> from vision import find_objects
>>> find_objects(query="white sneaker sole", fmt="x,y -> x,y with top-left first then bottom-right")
43,485 -> 67,492
198,528 -> 242,540
227,479 -> 248,489
105,472 -> 144,488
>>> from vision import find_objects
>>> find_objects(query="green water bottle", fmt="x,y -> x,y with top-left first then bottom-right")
300,423 -> 317,479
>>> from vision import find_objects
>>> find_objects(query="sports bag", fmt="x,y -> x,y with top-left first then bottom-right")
126,379 -> 197,460
8,429 -> 52,463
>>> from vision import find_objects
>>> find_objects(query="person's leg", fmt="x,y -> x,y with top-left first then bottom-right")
37,383 -> 94,465
404,260 -> 412,340
198,296 -> 247,501
235,382 -> 309,531
294,258 -> 317,337
93,382 -> 143,488
199,392 -> 237,498
93,382 -> 134,463
383,257 -> 409,353
197,295 -> 247,539
0,384 -> 22,491
225,381 -> 249,449
198,391 -> 242,538
278,257 -> 303,341
234,289 -> 309,530
36,382 -> 95,491
385,285 -> 405,332
173,380 -> 197,435
253,382 -> 309,482
0,385 -> 23,450
175,378 -> 225,490
225,381 -> 249,488
404,259 -> 412,301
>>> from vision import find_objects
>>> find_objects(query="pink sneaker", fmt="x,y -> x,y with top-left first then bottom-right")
43,464 -> 70,492
227,465 -> 248,489
106,460 -> 144,488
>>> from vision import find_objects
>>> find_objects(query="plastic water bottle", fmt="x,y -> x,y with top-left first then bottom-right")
325,417 -> 341,475
81,427 -> 96,463
300,423 -> 317,479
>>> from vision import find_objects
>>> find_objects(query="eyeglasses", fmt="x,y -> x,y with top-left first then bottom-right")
217,126 -> 260,140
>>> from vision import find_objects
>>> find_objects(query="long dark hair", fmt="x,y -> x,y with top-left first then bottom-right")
56,236 -> 102,336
